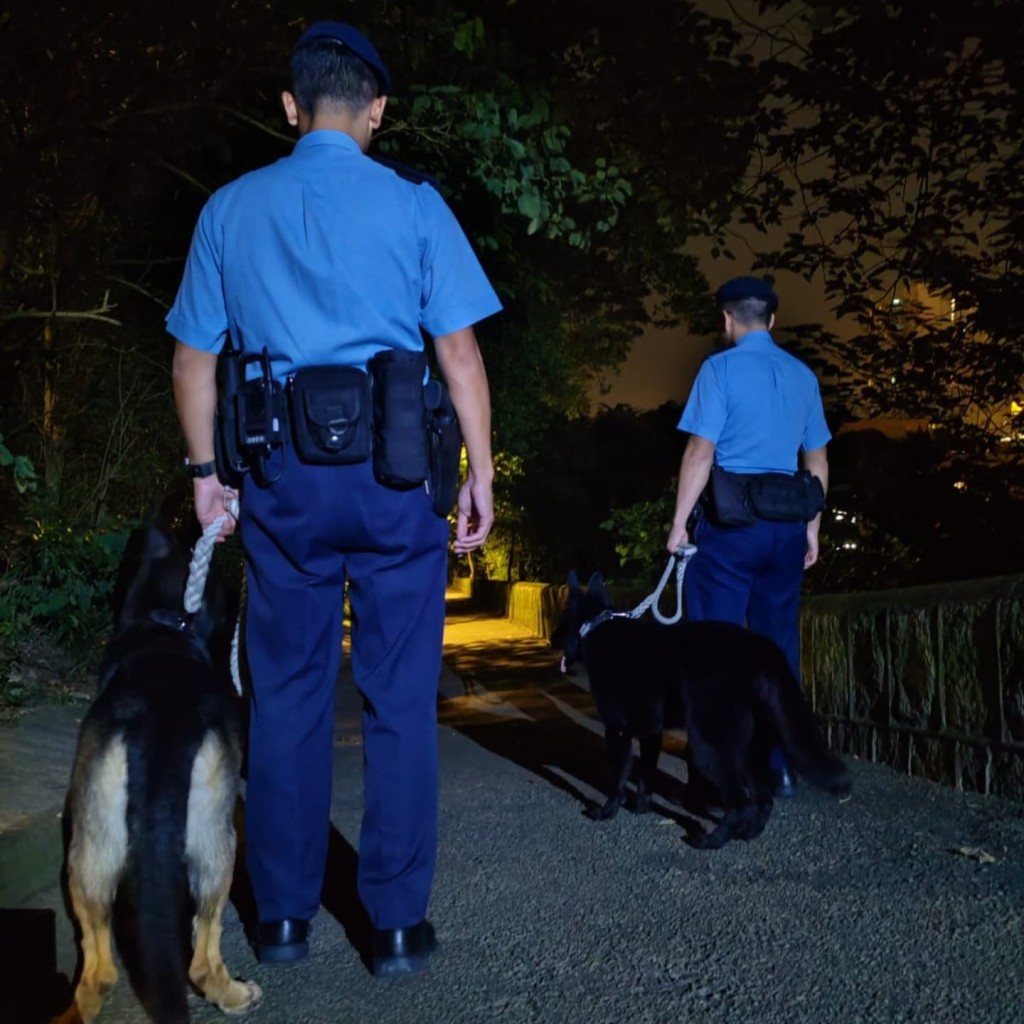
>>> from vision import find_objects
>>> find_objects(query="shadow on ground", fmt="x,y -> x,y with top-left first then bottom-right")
439,601 -> 711,841
0,907 -> 72,1022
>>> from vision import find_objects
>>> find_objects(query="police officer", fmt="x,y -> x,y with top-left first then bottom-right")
168,22 -> 501,975
665,276 -> 830,796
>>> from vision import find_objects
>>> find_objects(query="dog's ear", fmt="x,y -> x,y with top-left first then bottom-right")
141,522 -> 175,562
589,575 -> 611,608
119,522 -> 186,627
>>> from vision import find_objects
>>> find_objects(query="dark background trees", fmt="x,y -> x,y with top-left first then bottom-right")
729,0 -> 1024,588
0,0 -> 749,687
2,0 -> 1023,698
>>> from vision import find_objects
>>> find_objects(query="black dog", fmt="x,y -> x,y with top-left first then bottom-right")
552,572 -> 850,849
55,522 -> 261,1024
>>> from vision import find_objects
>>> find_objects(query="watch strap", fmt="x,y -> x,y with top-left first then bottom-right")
183,459 -> 218,479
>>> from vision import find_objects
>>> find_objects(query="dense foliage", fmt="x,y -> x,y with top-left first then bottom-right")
730,0 -> 1024,588
0,0 -> 749,688
2,0 -> 1021,701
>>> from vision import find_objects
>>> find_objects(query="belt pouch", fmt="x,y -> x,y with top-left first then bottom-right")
288,365 -> 372,465
747,470 -> 826,522
424,379 -> 462,517
705,466 -> 756,527
368,349 -> 430,488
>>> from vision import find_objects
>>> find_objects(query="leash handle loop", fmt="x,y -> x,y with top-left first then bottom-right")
183,496 -> 243,695
628,544 -> 697,626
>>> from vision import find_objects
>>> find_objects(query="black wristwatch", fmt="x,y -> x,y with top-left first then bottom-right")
183,458 -> 218,479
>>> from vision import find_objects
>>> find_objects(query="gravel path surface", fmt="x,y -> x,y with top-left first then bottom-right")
7,600 -> 1023,1024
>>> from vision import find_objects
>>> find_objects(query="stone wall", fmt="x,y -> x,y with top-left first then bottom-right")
461,574 -> 1024,800
801,575 -> 1024,800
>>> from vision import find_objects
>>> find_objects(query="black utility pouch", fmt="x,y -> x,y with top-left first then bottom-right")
705,466 -> 756,527
425,379 -> 462,517
368,349 -> 431,489
288,365 -> 372,465
747,470 -> 826,523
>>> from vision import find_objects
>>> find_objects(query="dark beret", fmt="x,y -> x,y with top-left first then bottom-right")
715,276 -> 779,314
294,21 -> 392,95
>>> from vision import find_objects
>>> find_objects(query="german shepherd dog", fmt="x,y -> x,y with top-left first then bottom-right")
55,522 -> 262,1023
552,572 -> 851,849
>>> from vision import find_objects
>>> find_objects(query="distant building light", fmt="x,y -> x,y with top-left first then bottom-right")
892,298 -> 902,306
842,542 -> 859,550
954,481 -> 967,490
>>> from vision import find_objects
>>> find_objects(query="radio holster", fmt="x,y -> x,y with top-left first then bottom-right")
215,342 -> 287,486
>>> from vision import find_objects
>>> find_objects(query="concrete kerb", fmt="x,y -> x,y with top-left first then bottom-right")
0,806 -> 66,907
0,702 -> 85,909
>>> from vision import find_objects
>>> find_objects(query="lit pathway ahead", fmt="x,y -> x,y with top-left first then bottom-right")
5,594 -> 1024,1024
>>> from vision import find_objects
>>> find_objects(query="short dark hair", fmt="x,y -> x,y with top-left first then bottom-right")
722,297 -> 772,327
290,41 -> 380,116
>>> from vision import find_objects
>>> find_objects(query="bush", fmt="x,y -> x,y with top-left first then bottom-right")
0,504 -> 135,701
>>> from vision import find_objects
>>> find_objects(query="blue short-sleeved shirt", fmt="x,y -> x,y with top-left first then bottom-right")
166,130 -> 502,377
678,330 -> 831,473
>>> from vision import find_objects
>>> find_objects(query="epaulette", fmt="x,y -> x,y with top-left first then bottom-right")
370,154 -> 439,188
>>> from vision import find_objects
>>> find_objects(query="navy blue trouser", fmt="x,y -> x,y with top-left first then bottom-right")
240,453 -> 448,930
685,514 -> 807,772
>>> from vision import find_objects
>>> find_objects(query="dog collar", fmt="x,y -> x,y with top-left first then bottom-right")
149,609 -> 193,632
578,609 -> 631,639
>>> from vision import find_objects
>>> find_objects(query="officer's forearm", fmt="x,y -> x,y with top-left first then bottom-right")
434,327 -> 493,483
801,445 -> 828,493
172,341 -> 219,464
671,434 -> 716,530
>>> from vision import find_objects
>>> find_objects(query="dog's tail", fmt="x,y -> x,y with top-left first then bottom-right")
756,650 -> 851,796
126,723 -> 198,1024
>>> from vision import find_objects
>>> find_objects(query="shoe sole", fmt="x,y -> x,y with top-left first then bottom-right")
372,945 -> 437,978
256,940 -> 310,965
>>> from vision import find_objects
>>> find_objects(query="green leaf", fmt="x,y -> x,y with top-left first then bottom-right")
517,189 -> 543,221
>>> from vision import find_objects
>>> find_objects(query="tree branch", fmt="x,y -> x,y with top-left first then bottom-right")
1,309 -> 123,326
98,102 -> 295,145
107,275 -> 171,310
1,290 -> 122,327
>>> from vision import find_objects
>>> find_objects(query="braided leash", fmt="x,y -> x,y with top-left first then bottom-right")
184,497 -> 243,696
627,544 -> 697,625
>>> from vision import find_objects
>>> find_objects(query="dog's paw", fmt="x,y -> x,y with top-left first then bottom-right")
219,979 -> 263,1016
584,800 -> 620,821
688,827 -> 728,850
628,793 -> 651,814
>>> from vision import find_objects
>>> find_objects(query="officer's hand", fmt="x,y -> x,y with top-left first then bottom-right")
193,477 -> 238,542
453,471 -> 493,554
666,523 -> 689,556
804,522 -> 820,568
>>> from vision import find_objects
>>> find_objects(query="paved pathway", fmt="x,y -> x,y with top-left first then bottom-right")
2,594 -> 1024,1023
